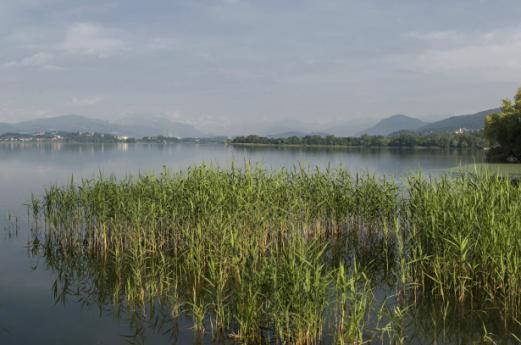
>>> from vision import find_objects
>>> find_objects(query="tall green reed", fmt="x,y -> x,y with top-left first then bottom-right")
29,164 -> 521,344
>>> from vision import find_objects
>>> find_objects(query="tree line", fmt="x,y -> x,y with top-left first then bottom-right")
232,131 -> 485,149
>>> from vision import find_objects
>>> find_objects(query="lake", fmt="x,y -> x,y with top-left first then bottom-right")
0,143 -> 487,345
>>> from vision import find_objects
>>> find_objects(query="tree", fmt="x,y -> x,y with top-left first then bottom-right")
484,88 -> 521,162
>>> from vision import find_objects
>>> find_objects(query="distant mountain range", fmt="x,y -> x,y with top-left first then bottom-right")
0,107 -> 502,139
358,108 -> 500,136
261,108 -> 500,138
0,114 -> 205,138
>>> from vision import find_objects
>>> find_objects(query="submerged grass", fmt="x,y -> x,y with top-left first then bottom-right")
29,164 -> 521,344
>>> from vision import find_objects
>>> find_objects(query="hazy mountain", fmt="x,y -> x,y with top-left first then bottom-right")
15,114 -> 111,133
323,118 -> 375,137
418,108 -> 499,133
359,114 -> 428,136
267,131 -> 331,138
0,122 -> 17,134
254,119 -> 314,136
113,116 -> 205,138
259,117 -> 372,137
0,114 -> 206,138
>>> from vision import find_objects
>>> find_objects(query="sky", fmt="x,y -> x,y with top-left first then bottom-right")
1,0 -> 521,134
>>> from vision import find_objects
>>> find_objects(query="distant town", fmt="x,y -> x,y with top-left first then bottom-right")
0,131 -> 227,144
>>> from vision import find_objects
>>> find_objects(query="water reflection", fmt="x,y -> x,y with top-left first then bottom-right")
0,142 -> 484,175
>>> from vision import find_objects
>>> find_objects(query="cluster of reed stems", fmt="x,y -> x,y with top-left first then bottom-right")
30,164 -> 521,344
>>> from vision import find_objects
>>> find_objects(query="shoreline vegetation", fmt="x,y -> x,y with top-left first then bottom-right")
0,130 -> 486,150
230,131 -> 485,150
28,164 -> 521,344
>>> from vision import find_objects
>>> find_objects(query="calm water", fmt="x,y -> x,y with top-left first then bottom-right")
0,143 -> 485,345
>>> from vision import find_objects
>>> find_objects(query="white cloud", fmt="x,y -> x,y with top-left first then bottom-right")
71,96 -> 103,106
59,23 -> 126,58
394,26 -> 521,83
3,52 -> 64,71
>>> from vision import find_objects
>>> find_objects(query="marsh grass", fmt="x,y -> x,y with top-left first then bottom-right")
29,164 -> 521,344
406,173 -> 521,319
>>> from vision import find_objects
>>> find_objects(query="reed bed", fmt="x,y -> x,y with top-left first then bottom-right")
406,174 -> 521,318
30,164 -> 521,344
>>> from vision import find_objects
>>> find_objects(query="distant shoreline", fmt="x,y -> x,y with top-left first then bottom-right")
0,140 -> 486,151
229,142 -> 482,150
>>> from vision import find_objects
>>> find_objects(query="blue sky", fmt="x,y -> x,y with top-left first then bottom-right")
1,0 -> 521,133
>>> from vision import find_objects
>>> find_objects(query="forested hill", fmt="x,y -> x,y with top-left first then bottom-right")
358,108 -> 500,136
417,108 -> 499,133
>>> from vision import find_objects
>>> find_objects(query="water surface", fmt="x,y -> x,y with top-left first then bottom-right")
0,143 -> 485,344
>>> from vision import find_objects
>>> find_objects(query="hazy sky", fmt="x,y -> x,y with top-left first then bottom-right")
1,0 -> 521,133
